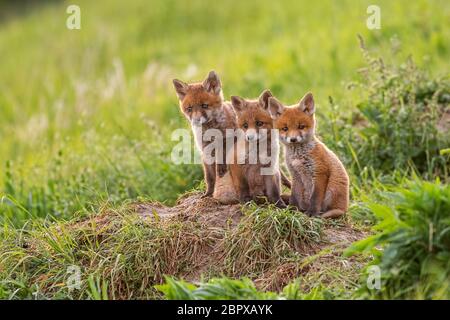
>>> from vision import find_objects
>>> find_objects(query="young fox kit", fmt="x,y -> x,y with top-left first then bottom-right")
173,71 -> 237,203
268,93 -> 349,218
230,90 -> 287,208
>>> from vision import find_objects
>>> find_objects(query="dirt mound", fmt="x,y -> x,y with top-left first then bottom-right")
135,192 -> 366,245
132,192 -> 369,290
135,192 -> 242,228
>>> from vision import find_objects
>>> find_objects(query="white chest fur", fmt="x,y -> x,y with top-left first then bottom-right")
192,126 -> 204,152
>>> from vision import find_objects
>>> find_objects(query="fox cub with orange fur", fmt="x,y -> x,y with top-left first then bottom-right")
268,93 -> 349,218
230,90 -> 287,208
173,71 -> 237,203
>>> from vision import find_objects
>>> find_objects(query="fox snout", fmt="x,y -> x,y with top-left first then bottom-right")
244,129 -> 269,141
281,134 -> 303,144
286,135 -> 302,143
191,111 -> 208,126
245,129 -> 257,141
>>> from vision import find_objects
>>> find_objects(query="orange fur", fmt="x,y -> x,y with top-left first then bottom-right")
173,71 -> 238,204
269,93 -> 349,218
229,90 -> 286,208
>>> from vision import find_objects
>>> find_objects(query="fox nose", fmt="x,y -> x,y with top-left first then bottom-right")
192,116 -> 206,126
246,129 -> 257,141
290,137 -> 297,143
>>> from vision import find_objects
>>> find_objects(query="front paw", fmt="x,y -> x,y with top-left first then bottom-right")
240,195 -> 252,203
289,197 -> 303,211
275,199 -> 287,209
305,208 -> 320,217
253,194 -> 267,205
201,191 -> 213,198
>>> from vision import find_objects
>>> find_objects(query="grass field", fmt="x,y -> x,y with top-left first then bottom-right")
0,0 -> 449,299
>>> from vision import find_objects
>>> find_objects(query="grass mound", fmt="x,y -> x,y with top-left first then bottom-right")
0,193 -> 368,299
223,204 -> 323,276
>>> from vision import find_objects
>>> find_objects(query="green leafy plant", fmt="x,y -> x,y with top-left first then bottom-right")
346,180 -> 450,299
156,276 -> 331,300
347,37 -> 450,179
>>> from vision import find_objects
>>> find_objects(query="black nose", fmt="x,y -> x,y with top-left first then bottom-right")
290,137 -> 297,142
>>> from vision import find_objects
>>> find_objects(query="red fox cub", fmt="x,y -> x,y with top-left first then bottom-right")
268,93 -> 349,218
172,71 -> 238,203
229,90 -> 287,208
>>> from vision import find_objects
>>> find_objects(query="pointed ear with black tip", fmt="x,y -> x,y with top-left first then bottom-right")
202,70 -> 222,95
258,89 -> 273,109
231,96 -> 246,113
172,79 -> 188,101
298,92 -> 315,115
268,97 -> 285,119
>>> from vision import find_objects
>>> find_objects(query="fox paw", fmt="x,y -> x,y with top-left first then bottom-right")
201,191 -> 213,198
275,199 -> 287,209
240,196 -> 252,203
305,208 -> 320,217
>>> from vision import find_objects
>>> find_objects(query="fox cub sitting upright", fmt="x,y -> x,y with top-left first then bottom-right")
172,71 -> 238,203
268,93 -> 349,218
230,90 -> 287,208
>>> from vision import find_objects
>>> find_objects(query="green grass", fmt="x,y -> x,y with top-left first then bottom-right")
156,276 -> 330,300
223,203 -> 323,276
0,0 -> 449,300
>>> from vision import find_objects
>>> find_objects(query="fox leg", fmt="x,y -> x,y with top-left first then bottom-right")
306,174 -> 329,217
216,164 -> 227,178
216,137 -> 229,178
239,179 -> 252,203
202,163 -> 216,197
264,174 -> 286,208
249,183 -> 266,204
281,194 -> 290,204
289,181 -> 305,211
246,169 -> 265,204
280,171 -> 291,189
233,168 -> 251,203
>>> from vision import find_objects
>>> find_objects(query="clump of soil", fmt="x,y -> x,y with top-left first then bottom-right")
135,192 -> 242,228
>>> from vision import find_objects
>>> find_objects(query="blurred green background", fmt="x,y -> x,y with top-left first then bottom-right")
0,0 -> 449,224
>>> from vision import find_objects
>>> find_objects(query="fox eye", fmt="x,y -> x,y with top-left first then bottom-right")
298,124 -> 305,130
282,127 -> 288,132
256,121 -> 263,127
201,104 -> 208,109
243,123 -> 248,129
187,106 -> 193,112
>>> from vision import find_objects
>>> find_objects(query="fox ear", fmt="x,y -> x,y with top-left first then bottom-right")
258,89 -> 273,109
268,97 -> 284,119
173,79 -> 188,100
202,70 -> 222,95
298,92 -> 315,115
231,96 -> 246,113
